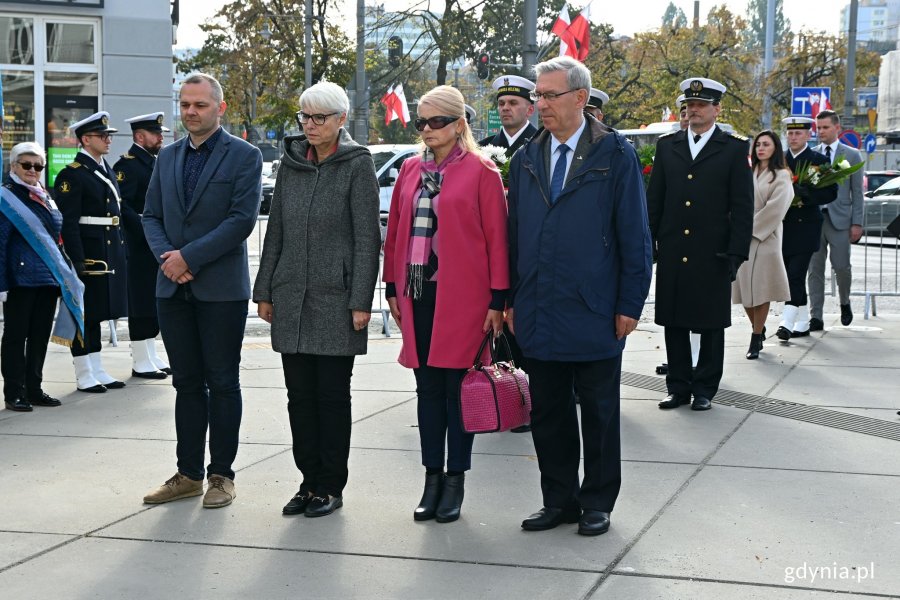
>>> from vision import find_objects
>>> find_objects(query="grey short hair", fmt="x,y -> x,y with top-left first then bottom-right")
9,141 -> 46,166
300,81 -> 350,115
182,72 -> 224,104
533,56 -> 591,93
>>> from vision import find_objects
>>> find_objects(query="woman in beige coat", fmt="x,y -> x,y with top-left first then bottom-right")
732,130 -> 792,359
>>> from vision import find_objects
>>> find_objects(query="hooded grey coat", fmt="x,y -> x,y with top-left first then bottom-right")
253,129 -> 381,356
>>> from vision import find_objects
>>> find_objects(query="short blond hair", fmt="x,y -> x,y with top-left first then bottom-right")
417,85 -> 480,157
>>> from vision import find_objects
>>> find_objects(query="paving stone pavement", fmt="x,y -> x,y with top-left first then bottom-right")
1,310 -> 898,599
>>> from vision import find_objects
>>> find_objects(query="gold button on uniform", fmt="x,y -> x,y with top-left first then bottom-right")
685,201 -> 691,207
682,257 -> 688,263
107,240 -> 111,245
687,174 -> 693,180
684,229 -> 690,235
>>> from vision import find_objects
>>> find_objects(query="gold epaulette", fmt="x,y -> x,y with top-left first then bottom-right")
67,162 -> 81,168
121,153 -> 135,159
729,132 -> 749,141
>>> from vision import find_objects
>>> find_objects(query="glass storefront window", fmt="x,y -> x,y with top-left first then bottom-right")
46,22 -> 93,64
0,16 -> 34,65
44,71 -> 98,185
2,69 -> 35,179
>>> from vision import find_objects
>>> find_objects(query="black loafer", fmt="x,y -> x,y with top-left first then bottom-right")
28,392 -> 61,407
521,506 -> 581,531
691,395 -> 712,411
77,384 -> 107,393
578,510 -> 611,536
159,367 -> 173,375
840,304 -> 853,326
304,495 -> 343,517
791,329 -> 810,338
282,490 -> 312,515
104,380 -> 126,389
775,326 -> 792,341
809,318 -> 824,332
132,369 -> 168,380
658,393 -> 690,409
4,397 -> 33,412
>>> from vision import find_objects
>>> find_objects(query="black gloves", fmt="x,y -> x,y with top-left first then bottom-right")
792,183 -> 811,200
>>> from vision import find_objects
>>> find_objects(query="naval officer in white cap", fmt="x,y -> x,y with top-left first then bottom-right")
478,74 -> 537,156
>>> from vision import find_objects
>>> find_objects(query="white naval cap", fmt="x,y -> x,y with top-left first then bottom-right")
124,112 -> 170,133
782,116 -> 815,130
464,104 -> 476,124
491,75 -> 535,101
676,94 -> 686,108
679,77 -> 727,103
588,88 -> 609,109
69,111 -> 117,137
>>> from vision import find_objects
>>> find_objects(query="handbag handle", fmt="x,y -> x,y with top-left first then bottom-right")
470,331 -> 499,369
492,332 -> 517,368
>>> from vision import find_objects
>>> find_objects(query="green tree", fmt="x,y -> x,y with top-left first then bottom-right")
661,2 -> 688,31
743,0 -> 791,49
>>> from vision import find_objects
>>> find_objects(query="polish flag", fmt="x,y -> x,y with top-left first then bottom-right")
381,85 -> 397,125
662,106 -> 674,121
551,4 -> 591,61
381,84 -> 411,127
810,88 -> 832,119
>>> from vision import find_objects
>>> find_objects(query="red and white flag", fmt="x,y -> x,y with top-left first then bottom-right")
381,84 -> 411,127
662,106 -> 674,122
809,88 -> 832,120
551,3 -> 591,61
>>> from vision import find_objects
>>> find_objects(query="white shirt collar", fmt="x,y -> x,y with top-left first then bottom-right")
821,139 -> 840,160
503,122 -> 531,146
78,149 -> 105,166
550,117 -> 586,157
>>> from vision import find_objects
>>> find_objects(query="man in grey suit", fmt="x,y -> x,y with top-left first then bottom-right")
141,73 -> 262,509
808,109 -> 864,330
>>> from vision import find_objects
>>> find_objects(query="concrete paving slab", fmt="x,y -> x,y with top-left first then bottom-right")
592,574 -> 876,599
619,466 -> 898,595
0,536 -> 601,599
769,366 -> 900,409
709,412 -> 900,476
0,532 -> 74,570
99,448 -> 695,572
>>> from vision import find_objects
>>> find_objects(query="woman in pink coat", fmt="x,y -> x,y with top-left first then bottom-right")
383,85 -> 509,524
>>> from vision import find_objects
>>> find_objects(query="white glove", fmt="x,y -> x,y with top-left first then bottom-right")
0,291 -> 7,303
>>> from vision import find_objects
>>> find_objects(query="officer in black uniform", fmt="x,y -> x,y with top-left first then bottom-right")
54,111 -> 128,392
115,112 -> 171,379
776,116 -> 836,340
584,88 -> 609,122
647,77 -> 753,412
478,75 -> 538,156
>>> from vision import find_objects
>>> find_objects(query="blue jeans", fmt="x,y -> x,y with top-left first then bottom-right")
157,285 -> 248,481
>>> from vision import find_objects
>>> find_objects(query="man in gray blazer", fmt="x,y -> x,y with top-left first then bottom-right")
808,109 -> 864,330
141,73 -> 262,509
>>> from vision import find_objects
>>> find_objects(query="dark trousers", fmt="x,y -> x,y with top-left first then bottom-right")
412,282 -> 474,472
128,316 -> 160,341
784,251 -> 814,307
157,285 -> 247,481
1,286 -> 58,401
70,320 -> 102,356
527,355 -> 622,512
282,352 -> 355,497
664,326 -> 724,399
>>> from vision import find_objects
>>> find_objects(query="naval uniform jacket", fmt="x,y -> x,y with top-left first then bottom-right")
53,152 -> 128,322
783,147 -> 836,257
646,125 -> 753,329
478,122 -> 538,157
114,144 -> 159,319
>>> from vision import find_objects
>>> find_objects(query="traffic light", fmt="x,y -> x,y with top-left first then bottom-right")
476,53 -> 490,80
388,36 -> 402,67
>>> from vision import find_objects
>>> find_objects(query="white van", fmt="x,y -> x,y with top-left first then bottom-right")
369,144 -> 419,226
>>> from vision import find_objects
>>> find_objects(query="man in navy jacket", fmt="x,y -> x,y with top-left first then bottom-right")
506,57 -> 652,536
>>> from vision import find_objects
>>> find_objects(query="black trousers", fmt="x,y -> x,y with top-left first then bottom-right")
664,326 -> 724,399
1,286 -> 59,401
784,251 -> 814,307
527,355 -> 622,512
71,320 -> 102,357
282,352 -> 355,498
128,316 -> 160,341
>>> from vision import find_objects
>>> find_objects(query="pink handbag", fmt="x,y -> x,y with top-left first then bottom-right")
459,333 -> 532,434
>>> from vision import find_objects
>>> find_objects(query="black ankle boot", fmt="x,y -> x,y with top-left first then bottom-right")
746,333 -> 763,359
414,472 -> 444,521
435,473 -> 465,523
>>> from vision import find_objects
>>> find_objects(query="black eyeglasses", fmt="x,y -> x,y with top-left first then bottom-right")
17,161 -> 45,172
296,111 -> 338,126
529,89 -> 576,102
84,132 -> 112,141
414,116 -> 459,132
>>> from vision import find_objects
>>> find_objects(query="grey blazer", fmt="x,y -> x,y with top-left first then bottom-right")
143,129 -> 262,301
815,142 -> 864,230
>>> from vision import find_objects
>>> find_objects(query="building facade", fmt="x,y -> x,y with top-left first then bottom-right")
841,0 -> 900,47
0,0 -> 173,186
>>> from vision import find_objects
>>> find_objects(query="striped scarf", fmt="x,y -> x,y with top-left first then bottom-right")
405,169 -> 440,299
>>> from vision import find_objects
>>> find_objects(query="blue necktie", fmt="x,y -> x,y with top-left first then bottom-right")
550,143 -> 570,203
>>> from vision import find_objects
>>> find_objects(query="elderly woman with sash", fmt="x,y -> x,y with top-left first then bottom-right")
1,142 -> 85,411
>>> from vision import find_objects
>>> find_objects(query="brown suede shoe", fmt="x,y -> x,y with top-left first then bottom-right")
143,472 -> 203,504
203,475 -> 236,508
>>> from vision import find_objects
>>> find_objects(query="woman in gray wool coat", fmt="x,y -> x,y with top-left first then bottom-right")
253,81 -> 381,518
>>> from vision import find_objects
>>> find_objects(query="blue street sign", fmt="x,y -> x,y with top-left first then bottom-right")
791,86 -> 832,116
839,129 -> 861,149
266,130 -> 277,140
864,133 -> 877,154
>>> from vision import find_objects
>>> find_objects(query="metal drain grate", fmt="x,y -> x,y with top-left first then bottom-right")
621,371 -> 900,442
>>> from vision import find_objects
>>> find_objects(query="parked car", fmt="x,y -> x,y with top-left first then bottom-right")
863,170 -> 900,196
259,160 -> 277,216
863,175 -> 900,236
369,144 -> 418,226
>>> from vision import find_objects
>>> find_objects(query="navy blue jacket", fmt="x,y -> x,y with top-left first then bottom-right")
0,181 -> 63,291
507,116 -> 653,361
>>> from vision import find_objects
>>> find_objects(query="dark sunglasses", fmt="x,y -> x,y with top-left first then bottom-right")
17,161 -> 45,172
414,116 -> 459,132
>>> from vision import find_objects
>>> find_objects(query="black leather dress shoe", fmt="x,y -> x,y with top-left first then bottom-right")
104,380 -> 126,389
304,495 -> 343,517
658,393 -> 690,409
77,384 -> 107,393
132,369 -> 168,380
4,397 -> 33,412
28,392 -> 61,407
282,490 -> 312,515
691,395 -> 712,411
578,510 -> 611,536
160,367 -> 173,375
841,303 -> 853,326
775,326 -> 792,341
809,318 -> 824,332
790,329 -> 810,338
521,507 -> 581,531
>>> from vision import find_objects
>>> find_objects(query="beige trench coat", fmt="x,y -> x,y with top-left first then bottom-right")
732,168 -> 792,307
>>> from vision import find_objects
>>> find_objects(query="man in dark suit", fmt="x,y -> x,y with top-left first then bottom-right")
141,73 -> 262,509
115,112 -> 171,379
478,74 -> 538,156
54,111 -> 128,393
647,77 -> 753,412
